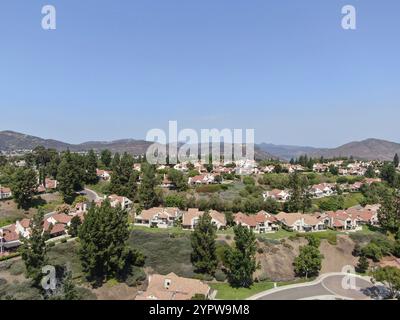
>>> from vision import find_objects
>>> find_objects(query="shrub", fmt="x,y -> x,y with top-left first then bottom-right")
214,269 -> 227,282
125,266 -> 146,287
362,243 -> 383,262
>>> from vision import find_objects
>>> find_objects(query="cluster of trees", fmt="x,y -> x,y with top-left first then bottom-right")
20,201 -> 145,297
190,214 -> 258,288
380,160 -> 400,188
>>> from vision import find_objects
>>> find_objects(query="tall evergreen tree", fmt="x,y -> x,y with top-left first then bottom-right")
286,172 -> 312,213
225,225 -> 258,288
57,150 -> 82,203
78,201 -> 144,284
100,149 -> 112,169
85,150 -> 98,184
190,212 -> 218,275
20,210 -> 49,287
138,163 -> 159,209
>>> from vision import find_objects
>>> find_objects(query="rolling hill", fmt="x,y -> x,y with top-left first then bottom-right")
1,131 -> 399,160
258,139 -> 400,161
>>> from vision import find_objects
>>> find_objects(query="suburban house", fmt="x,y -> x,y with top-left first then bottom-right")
0,225 -> 21,253
234,211 -> 279,233
313,163 -> 329,173
96,169 -> 111,181
37,178 -> 58,193
188,173 -> 218,185
182,208 -> 226,230
135,207 -> 181,228
160,174 -> 175,189
135,272 -> 212,300
275,212 -> 326,233
310,183 -> 335,198
263,189 -> 290,202
15,219 -> 31,238
101,194 -> 133,209
235,159 -> 259,176
0,186 -> 12,200
321,206 -> 380,231
262,165 -> 275,173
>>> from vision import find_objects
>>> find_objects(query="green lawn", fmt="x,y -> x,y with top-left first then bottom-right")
312,192 -> 365,210
343,192 -> 365,208
210,281 -> 275,300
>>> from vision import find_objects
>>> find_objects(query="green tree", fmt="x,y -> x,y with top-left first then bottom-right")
67,215 -> 82,238
380,163 -> 397,187
356,255 -> 369,274
20,210 -> 49,287
85,150 -> 98,184
329,165 -> 339,176
394,154 -> 400,169
100,149 -> 112,168
78,201 -> 144,285
57,150 -> 82,204
286,172 -> 312,213
371,267 -> 400,299
293,245 -> 324,279
190,212 -> 218,275
365,165 -> 376,178
168,169 -> 188,192
138,163 -> 159,209
10,167 -> 38,209
225,225 -> 258,288
378,192 -> 400,234
306,234 -> 321,248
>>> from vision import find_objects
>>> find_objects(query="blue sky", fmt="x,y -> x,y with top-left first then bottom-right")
0,0 -> 399,147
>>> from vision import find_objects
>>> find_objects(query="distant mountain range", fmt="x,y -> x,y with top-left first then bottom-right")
1,130 -> 399,161
257,139 -> 400,161
0,130 -> 152,155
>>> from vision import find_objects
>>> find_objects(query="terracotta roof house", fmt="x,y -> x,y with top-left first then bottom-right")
234,211 -> 279,233
0,186 -> 12,200
96,169 -> 111,181
135,273 -> 211,300
0,225 -> 21,252
188,174 -> 218,185
275,212 -> 326,233
310,183 -> 335,198
106,194 -> 133,210
263,189 -> 290,202
135,207 -> 182,228
182,208 -> 226,230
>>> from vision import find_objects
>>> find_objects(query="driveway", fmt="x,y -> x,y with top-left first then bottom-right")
250,273 -> 375,300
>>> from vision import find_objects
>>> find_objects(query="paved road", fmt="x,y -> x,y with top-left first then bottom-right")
80,188 -> 101,202
253,273 -> 374,300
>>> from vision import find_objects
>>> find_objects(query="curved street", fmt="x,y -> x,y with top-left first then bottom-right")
249,273 -> 375,300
